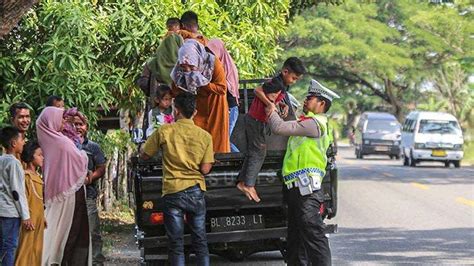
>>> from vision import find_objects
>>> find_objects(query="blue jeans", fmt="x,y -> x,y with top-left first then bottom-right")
0,217 -> 20,266
229,106 -> 240,152
163,185 -> 209,266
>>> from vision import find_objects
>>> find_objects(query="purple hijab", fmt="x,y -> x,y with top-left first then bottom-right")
36,107 -> 88,204
170,39 -> 216,94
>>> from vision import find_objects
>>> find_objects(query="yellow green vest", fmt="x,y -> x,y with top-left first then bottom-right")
282,112 -> 332,185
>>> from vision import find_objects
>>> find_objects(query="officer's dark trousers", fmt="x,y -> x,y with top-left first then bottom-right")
287,188 -> 331,266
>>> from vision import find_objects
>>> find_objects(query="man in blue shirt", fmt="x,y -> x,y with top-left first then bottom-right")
73,112 -> 107,265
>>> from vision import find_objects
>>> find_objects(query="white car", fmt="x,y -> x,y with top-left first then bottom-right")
401,111 -> 464,168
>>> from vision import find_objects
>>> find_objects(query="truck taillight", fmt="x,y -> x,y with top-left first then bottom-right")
149,212 -> 189,224
150,212 -> 164,224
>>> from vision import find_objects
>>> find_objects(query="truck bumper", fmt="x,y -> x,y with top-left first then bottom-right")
141,227 -> 287,248
362,144 -> 400,156
412,149 -> 463,161
140,225 -> 338,248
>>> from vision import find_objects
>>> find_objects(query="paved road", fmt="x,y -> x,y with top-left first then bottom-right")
109,147 -> 473,265
208,146 -> 474,265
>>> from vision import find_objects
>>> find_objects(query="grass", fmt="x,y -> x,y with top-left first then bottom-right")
463,141 -> 474,166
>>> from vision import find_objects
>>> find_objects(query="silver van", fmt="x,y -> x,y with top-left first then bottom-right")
355,112 -> 401,159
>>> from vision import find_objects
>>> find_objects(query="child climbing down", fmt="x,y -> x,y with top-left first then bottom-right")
146,84 -> 174,138
236,76 -> 288,202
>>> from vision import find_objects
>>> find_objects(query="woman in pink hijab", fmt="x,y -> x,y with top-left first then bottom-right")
207,38 -> 240,152
36,107 -> 91,265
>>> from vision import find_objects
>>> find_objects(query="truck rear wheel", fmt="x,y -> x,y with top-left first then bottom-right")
403,154 -> 409,166
453,160 -> 461,168
409,151 -> 417,167
225,249 -> 247,262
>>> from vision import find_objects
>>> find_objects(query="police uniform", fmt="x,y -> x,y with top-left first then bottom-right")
267,79 -> 339,266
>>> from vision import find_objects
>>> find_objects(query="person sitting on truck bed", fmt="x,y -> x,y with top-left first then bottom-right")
140,92 -> 214,266
170,38 -> 230,153
164,17 -> 180,37
265,79 -> 339,266
178,10 -> 208,46
145,84 -> 174,138
236,76 -> 287,203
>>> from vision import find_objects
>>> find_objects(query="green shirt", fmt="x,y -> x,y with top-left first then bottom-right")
143,118 -> 214,196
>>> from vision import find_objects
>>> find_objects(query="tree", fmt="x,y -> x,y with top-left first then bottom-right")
431,62 -> 473,129
0,0 -> 292,126
281,0 -> 473,120
0,0 -> 294,210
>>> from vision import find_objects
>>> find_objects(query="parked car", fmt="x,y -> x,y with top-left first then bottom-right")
401,111 -> 464,168
355,112 -> 401,159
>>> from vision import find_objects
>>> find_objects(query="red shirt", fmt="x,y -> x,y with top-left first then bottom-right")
248,92 -> 285,122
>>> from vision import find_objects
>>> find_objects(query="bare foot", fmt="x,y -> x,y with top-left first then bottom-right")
246,186 -> 261,203
237,182 -> 253,201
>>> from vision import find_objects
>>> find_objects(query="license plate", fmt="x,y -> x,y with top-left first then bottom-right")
210,214 -> 265,232
432,150 -> 446,157
375,146 -> 389,151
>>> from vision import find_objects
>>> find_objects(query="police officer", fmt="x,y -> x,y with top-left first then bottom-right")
266,79 -> 339,265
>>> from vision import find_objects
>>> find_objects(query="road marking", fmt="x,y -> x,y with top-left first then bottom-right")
382,172 -> 394,177
456,197 -> 474,207
411,182 -> 429,190
361,166 -> 370,170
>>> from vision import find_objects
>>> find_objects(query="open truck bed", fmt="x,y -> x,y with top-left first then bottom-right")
129,80 -> 337,264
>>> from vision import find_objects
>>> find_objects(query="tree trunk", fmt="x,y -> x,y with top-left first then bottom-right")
0,0 -> 39,38
103,147 -> 118,211
384,79 -> 404,121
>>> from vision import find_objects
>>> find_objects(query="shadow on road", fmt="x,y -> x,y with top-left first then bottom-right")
343,157 -> 395,161
332,227 -> 474,264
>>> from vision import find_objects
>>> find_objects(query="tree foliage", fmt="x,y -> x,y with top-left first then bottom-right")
0,0 -> 291,126
281,0 -> 473,122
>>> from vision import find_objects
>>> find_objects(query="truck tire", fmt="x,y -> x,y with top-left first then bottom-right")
445,161 -> 450,168
453,160 -> 461,168
403,154 -> 409,166
280,248 -> 288,263
225,249 -> 247,262
409,151 -> 417,167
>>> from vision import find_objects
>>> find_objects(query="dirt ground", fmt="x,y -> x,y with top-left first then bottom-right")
100,211 -> 141,265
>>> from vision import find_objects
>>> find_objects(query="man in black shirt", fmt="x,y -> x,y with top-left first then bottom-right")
73,112 -> 107,264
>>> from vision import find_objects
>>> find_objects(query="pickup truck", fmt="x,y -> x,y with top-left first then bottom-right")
129,79 -> 337,265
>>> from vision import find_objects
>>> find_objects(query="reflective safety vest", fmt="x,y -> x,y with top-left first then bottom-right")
282,112 -> 332,186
